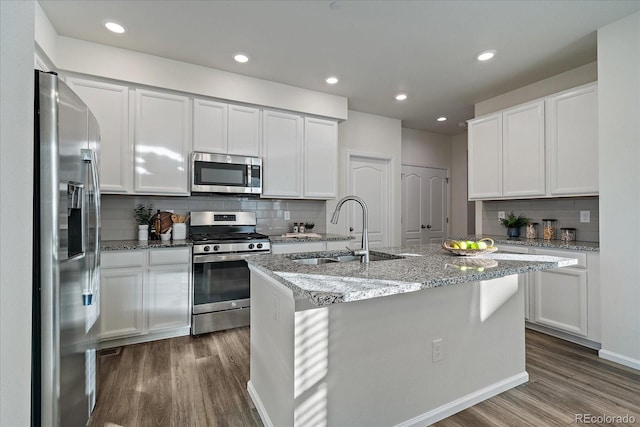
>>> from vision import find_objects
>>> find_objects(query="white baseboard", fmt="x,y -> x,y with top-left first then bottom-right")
395,372 -> 530,427
98,326 -> 191,350
599,349 -> 640,371
247,380 -> 273,427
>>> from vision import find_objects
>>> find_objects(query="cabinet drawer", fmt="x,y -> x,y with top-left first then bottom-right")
102,251 -> 145,269
533,248 -> 587,268
149,248 -> 191,266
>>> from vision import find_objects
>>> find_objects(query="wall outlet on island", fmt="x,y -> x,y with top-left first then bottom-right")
432,338 -> 443,363
498,211 -> 506,222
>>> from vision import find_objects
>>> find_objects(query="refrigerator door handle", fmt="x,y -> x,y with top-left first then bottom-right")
81,149 -> 100,306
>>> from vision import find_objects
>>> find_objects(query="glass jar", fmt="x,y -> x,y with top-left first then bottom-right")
525,222 -> 538,239
542,219 -> 557,240
561,227 -> 576,242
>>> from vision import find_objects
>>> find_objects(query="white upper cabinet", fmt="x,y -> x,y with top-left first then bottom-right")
502,100 -> 545,197
262,111 -> 338,199
228,105 -> 261,156
468,82 -> 597,200
193,99 -> 228,154
262,110 -> 303,198
546,83 -> 598,196
193,100 -> 260,157
468,114 -> 502,199
303,117 -> 338,198
67,77 -> 133,193
134,89 -> 192,195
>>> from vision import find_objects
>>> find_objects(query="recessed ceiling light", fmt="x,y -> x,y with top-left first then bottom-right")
476,50 -> 496,62
437,117 -> 447,122
395,93 -> 408,101
104,21 -> 126,34
325,76 -> 339,85
234,53 -> 249,63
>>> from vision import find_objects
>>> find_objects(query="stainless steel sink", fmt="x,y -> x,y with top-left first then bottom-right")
291,253 -> 403,265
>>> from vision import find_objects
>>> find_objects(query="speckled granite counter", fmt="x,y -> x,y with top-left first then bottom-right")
458,235 -> 599,252
101,239 -> 192,251
246,243 -> 577,306
268,233 -> 353,243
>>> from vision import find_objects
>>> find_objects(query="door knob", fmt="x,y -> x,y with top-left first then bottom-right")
421,225 -> 426,229
349,227 -> 354,232
427,224 -> 432,229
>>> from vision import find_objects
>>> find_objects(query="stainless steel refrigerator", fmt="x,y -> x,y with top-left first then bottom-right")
33,70 -> 101,427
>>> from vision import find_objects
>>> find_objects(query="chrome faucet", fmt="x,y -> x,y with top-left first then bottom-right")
331,195 -> 370,263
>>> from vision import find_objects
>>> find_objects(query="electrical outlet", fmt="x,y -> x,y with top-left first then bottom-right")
580,211 -> 590,223
432,338 -> 443,363
284,210 -> 290,221
498,211 -> 506,222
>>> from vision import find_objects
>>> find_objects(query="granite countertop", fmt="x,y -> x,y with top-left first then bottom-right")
246,244 -> 578,307
101,239 -> 192,251
459,235 -> 600,252
269,233 -> 354,243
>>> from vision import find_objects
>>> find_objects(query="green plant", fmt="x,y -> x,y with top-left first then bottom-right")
304,222 -> 315,230
133,203 -> 154,226
499,212 -> 529,228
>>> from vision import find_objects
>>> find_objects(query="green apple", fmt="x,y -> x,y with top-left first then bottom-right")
470,242 -> 479,250
476,241 -> 488,250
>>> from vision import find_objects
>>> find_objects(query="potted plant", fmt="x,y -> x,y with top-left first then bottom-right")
499,212 -> 529,238
133,203 -> 153,240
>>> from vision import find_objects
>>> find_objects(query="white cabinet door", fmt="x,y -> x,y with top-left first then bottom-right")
228,105 -> 261,156
468,114 -> 502,199
502,100 -> 545,197
262,110 -> 303,197
134,89 -> 191,195
67,77 -> 132,193
99,268 -> 145,340
304,117 -> 338,198
147,264 -> 191,333
546,83 -> 598,196
193,98 -> 228,153
533,267 -> 588,337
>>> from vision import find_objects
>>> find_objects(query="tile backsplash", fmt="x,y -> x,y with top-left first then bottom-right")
481,197 -> 599,242
101,194 -> 326,241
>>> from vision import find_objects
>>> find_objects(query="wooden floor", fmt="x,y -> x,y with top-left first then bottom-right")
89,328 -> 640,427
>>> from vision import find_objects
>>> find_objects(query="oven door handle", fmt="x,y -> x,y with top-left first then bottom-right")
193,253 -> 260,263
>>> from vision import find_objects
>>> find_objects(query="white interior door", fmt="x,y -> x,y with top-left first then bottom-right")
402,166 -> 449,245
348,156 -> 391,248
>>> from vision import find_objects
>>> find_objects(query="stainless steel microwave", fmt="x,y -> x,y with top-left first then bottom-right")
191,152 -> 262,194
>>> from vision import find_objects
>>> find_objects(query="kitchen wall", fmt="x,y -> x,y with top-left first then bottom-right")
401,128 -> 452,169
450,132 -> 472,236
480,197 -> 599,241
598,11 -> 640,370
0,2 -> 34,425
101,195 -> 326,240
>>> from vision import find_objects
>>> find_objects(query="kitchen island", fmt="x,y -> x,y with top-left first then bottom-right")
246,244 -> 576,427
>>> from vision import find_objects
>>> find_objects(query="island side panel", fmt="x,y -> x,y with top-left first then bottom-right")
248,268 -> 296,427
298,275 -> 527,427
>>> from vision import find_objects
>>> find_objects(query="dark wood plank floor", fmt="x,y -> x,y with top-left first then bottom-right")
89,328 -> 640,427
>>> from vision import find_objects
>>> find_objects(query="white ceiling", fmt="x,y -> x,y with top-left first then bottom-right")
39,0 -> 640,135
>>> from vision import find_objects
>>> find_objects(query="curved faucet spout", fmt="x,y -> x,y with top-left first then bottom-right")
331,195 -> 370,263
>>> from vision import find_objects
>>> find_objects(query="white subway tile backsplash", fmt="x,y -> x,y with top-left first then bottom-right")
101,194 -> 326,240
481,197 -> 599,241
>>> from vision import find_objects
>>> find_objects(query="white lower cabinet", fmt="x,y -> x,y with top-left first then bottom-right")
533,266 -> 588,337
100,247 -> 191,347
500,245 -> 600,345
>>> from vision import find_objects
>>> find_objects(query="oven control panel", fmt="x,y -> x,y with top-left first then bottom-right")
193,241 -> 271,255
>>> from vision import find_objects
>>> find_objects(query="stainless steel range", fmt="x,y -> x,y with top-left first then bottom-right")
190,211 -> 270,335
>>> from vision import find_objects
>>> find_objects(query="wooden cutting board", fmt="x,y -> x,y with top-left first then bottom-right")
151,211 -> 173,234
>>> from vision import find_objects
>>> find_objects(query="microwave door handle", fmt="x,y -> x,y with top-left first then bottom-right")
247,164 -> 252,185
